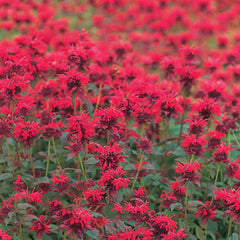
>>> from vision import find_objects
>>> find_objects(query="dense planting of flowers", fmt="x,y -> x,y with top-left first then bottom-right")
0,0 -> 240,239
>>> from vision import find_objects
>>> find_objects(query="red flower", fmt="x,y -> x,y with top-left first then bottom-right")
175,160 -> 201,185
195,201 -> 215,225
0,75 -> 29,100
170,180 -> 186,201
162,228 -> 187,240
132,186 -> 147,199
151,215 -> 177,239
215,115 -> 237,134
0,229 -> 11,240
0,118 -> 13,138
60,207 -> 93,238
226,158 -> 240,178
82,187 -> 104,206
66,113 -> 93,141
94,107 -> 124,131
137,136 -> 152,152
96,143 -> 124,170
182,134 -> 207,156
14,120 -> 41,147
157,89 -> 183,117
51,171 -> 70,194
206,129 -> 225,150
179,45 -> 200,61
160,191 -> 177,209
212,144 -> 233,163
30,215 -> 50,238
98,166 -> 130,191
192,96 -> 221,120
59,69 -> 89,93
125,199 -> 154,224
186,118 -> 207,135
215,188 -> 240,223
107,226 -> 153,240
13,175 -> 25,191
42,120 -> 63,139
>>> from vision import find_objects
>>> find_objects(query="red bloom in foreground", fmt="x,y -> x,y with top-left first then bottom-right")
195,201 -> 215,225
14,120 -> 41,147
60,207 -> 93,238
51,171 -> 70,193
137,136 -> 152,152
125,200 -> 154,224
170,180 -> 186,201
162,228 -> 187,240
98,166 -> 130,191
151,215 -> 177,239
66,113 -> 93,141
182,134 -> 207,156
107,226 -> 153,240
59,69 -> 89,93
94,107 -> 124,131
0,118 -> 13,138
96,143 -> 124,170
176,160 -> 201,185
30,215 -> 50,238
192,96 -> 221,120
82,187 -> 104,206
0,229 -> 11,240
212,144 -> 233,163
215,188 -> 240,223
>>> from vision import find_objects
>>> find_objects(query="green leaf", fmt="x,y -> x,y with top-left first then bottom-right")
60,132 -> 69,146
36,176 -> 50,185
188,201 -> 204,206
170,202 -> 183,211
34,160 -> 45,169
85,229 -> 99,239
0,173 -> 12,181
229,233 -> 238,240
85,157 -> 98,165
171,146 -> 186,157
196,226 -> 204,240
124,163 -> 135,170
7,138 -> 16,147
208,230 -> 216,240
5,211 -> 15,225
86,98 -> 94,116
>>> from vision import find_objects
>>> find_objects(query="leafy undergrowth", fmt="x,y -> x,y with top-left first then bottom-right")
0,0 -> 240,239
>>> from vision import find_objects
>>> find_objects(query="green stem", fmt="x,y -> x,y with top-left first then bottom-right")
52,137 -> 61,168
211,163 -> 221,204
232,130 -> 240,146
107,130 -> 110,145
227,216 -> 232,240
11,100 -> 14,120
78,154 -> 87,182
164,118 -> 169,170
45,140 -> 51,177
205,223 -> 208,240
72,91 -> 76,116
178,97 -> 186,146
63,231 -> 67,240
129,152 -> 144,196
190,182 -> 194,201
5,137 -> 15,178
29,148 -> 36,182
185,182 -> 189,227
238,224 -> 240,240
95,82 -> 103,110
19,224 -> 23,240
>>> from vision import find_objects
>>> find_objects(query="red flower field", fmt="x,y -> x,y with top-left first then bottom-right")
0,0 -> 239,239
